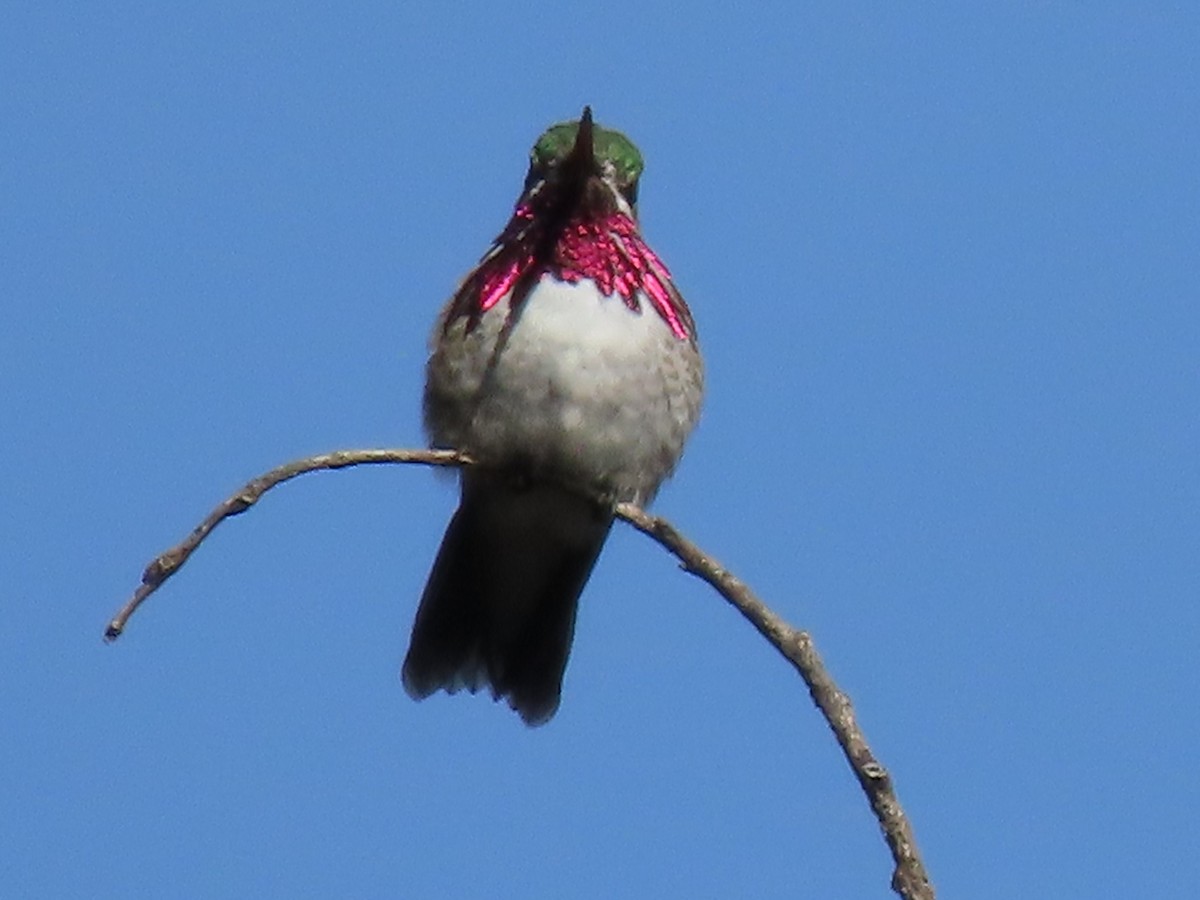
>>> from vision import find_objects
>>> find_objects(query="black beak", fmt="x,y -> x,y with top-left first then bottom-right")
562,106 -> 597,180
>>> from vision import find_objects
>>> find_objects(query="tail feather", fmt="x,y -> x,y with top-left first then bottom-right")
402,472 -> 611,726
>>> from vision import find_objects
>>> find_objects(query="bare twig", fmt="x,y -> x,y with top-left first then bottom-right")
105,447 -> 934,900
614,506 -> 934,900
103,449 -> 466,641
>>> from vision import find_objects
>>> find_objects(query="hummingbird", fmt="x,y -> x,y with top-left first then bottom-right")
402,108 -> 704,726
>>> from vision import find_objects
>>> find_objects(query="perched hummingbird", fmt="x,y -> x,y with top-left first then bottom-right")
402,108 -> 704,726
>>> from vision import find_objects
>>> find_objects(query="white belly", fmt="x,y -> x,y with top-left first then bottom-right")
425,276 -> 703,504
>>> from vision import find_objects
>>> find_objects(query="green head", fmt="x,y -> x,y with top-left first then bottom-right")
526,108 -> 644,208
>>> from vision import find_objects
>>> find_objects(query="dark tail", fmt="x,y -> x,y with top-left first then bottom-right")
402,471 -> 612,726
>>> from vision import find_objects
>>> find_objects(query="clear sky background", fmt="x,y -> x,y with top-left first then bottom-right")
3,4 -> 1197,898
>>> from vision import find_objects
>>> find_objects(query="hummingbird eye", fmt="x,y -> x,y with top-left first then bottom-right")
621,180 -> 639,208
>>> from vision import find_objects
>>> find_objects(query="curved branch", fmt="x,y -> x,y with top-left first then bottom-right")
614,506 -> 934,899
103,449 -> 467,641
104,447 -> 934,900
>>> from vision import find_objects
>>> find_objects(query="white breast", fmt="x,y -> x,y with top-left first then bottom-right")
425,276 -> 703,504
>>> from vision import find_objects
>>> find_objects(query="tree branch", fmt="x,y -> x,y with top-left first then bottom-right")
615,505 -> 934,899
104,447 -> 934,900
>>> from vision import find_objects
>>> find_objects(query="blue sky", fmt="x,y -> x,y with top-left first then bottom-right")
3,4 -> 1197,898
